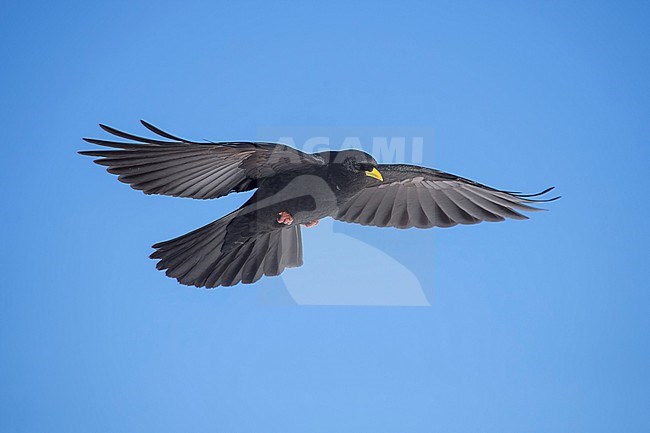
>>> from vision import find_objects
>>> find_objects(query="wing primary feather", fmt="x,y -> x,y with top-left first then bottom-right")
432,201 -> 456,227
123,159 -> 221,193
110,153 -> 216,178
456,188 -> 527,220
176,164 -> 241,199
99,124 -> 174,145
511,186 -> 555,198
140,120 -> 204,144
443,189 -> 503,222
87,149 -> 209,167
81,138 -> 163,150
432,187 -> 479,225
466,186 -> 542,212
129,157 -> 238,196
188,164 -> 242,198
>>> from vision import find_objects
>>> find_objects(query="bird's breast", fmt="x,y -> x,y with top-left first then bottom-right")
249,172 -> 343,223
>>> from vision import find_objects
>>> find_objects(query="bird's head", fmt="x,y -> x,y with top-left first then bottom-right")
325,150 -> 383,182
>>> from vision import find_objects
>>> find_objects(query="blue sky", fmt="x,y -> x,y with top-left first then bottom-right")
1,1 -> 649,432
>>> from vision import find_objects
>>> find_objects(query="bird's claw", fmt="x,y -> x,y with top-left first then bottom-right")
303,220 -> 319,228
277,211 -> 294,225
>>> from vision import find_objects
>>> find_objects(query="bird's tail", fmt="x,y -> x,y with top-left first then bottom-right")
150,211 -> 303,288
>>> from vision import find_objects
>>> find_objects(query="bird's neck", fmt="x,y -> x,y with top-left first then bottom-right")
326,165 -> 367,199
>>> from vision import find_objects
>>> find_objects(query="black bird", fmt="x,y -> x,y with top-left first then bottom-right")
80,121 -> 558,288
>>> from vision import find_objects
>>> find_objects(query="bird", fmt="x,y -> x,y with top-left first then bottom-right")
79,121 -> 559,288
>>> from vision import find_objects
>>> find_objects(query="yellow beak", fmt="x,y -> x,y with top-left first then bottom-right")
365,167 -> 383,182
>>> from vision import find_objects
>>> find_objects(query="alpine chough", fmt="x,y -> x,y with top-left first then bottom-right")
80,121 -> 559,288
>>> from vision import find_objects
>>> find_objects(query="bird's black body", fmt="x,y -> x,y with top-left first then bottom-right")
80,121 -> 558,287
244,150 -> 377,221
222,159 -> 371,252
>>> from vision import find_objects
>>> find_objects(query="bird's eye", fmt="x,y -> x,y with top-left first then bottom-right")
355,163 -> 371,172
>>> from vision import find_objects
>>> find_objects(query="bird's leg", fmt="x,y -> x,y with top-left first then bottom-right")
277,211 -> 294,225
303,220 -> 319,228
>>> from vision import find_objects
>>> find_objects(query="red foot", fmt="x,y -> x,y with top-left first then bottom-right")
303,220 -> 319,228
277,211 -> 294,225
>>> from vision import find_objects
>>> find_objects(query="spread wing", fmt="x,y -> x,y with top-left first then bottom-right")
335,164 -> 559,229
79,120 -> 325,199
